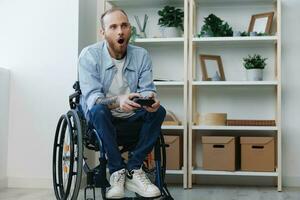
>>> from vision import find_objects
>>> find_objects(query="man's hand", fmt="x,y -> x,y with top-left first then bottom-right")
143,93 -> 160,113
119,93 -> 141,112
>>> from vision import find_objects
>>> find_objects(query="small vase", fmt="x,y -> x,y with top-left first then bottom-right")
233,31 -> 241,37
250,31 -> 257,36
246,69 -> 263,81
161,27 -> 181,38
139,31 -> 146,38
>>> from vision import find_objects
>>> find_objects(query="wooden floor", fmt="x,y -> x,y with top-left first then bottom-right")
0,185 -> 300,200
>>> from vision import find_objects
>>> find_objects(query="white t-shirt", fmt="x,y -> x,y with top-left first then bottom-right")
107,57 -> 134,118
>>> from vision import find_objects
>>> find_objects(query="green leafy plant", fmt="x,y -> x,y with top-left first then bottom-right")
129,26 -> 139,43
256,32 -> 269,36
240,31 -> 269,36
240,31 -> 250,36
158,6 -> 184,31
243,54 -> 267,69
198,14 -> 233,37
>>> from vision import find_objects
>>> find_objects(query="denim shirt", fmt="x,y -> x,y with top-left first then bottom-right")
78,41 -> 156,117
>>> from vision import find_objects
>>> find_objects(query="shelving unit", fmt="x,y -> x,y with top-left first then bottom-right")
96,0 -> 282,191
192,167 -> 278,177
193,36 -> 278,45
134,37 -> 184,44
104,0 -> 189,188
188,0 -> 281,191
192,125 -> 278,131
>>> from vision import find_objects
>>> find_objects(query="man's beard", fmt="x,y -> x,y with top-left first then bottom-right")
107,38 -> 129,58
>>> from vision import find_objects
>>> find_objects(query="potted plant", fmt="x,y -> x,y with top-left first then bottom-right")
198,14 -> 233,37
129,26 -> 138,43
158,5 -> 184,37
243,54 -> 267,81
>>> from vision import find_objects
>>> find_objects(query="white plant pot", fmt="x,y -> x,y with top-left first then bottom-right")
161,27 -> 181,38
246,69 -> 263,81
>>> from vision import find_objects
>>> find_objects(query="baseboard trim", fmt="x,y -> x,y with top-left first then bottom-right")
0,177 -> 8,189
7,177 -> 52,189
283,176 -> 300,187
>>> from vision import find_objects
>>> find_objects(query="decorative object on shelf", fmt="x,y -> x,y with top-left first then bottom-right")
200,54 -> 226,81
243,54 -> 267,81
193,112 -> 200,125
158,5 -> 184,37
248,12 -> 274,35
198,14 -> 233,37
163,110 -> 182,125
249,31 -> 257,36
227,119 -> 276,126
236,31 -> 269,37
134,14 -> 148,38
202,113 -> 227,126
129,26 -> 139,43
233,31 -> 241,37
211,71 -> 221,81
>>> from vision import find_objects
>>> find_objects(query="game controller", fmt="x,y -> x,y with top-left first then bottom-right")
132,97 -> 155,107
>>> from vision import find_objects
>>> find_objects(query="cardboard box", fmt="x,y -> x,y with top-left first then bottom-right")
240,137 -> 275,172
145,135 -> 183,170
202,136 -> 236,171
165,135 -> 183,170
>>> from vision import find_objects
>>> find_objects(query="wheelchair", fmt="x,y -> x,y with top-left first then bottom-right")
52,81 -> 174,200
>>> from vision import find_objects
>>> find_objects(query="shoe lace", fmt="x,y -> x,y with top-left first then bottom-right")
112,169 -> 125,186
135,169 -> 152,186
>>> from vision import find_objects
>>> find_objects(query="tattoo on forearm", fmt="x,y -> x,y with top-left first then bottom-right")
96,96 -> 120,109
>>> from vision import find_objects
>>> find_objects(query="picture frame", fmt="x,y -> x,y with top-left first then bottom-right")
199,54 -> 225,81
248,12 -> 274,34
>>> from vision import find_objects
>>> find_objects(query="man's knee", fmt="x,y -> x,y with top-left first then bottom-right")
89,104 -> 110,121
156,105 -> 166,119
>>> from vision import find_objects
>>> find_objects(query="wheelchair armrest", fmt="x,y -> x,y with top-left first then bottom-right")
69,91 -> 81,109
69,81 -> 82,109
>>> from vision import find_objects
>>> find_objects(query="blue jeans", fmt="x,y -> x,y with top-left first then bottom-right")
88,104 -> 166,174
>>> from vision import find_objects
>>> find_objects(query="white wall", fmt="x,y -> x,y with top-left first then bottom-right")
0,68 -> 10,189
281,0 -> 300,187
79,0 -> 98,53
0,0 -> 299,189
0,0 -> 79,188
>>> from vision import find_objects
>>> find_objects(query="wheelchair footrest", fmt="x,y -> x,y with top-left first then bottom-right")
94,168 -> 110,188
86,168 -> 110,189
84,185 -> 95,200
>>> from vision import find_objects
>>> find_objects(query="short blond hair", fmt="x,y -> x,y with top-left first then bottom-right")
100,8 -> 128,30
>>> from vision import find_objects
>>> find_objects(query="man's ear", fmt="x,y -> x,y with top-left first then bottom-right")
100,28 -> 105,36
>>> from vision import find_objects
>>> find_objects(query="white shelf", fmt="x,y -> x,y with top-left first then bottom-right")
166,169 -> 184,175
192,125 -> 278,131
192,168 -> 278,177
192,36 -> 277,45
154,81 -> 184,86
192,81 -> 278,86
162,125 -> 184,130
134,37 -> 184,45
107,0 -> 184,7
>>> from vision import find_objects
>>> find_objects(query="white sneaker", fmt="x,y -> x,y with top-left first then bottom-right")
106,168 -> 126,199
125,168 -> 161,198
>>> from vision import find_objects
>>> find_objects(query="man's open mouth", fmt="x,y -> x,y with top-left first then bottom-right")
117,38 -> 125,44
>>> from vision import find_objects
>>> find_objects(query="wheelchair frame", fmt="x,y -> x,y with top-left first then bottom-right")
52,82 -> 174,200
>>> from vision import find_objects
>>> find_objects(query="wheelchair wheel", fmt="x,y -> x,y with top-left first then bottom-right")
52,109 -> 83,200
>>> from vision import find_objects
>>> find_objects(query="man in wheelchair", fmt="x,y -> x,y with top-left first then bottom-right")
78,8 -> 166,199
